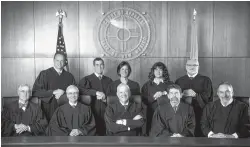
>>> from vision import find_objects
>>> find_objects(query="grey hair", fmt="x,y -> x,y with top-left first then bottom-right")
17,84 -> 31,93
66,85 -> 79,93
217,81 -> 234,93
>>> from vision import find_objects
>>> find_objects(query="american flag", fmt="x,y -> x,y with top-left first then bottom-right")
190,9 -> 198,60
56,23 -> 69,71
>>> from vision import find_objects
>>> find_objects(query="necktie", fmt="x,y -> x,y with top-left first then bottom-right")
19,103 -> 27,109
189,77 -> 194,80
98,76 -> 102,80
124,105 -> 128,110
173,106 -> 178,113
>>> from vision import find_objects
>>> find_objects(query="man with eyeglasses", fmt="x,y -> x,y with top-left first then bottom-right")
201,82 -> 249,138
47,85 -> 96,136
2,84 -> 48,136
79,57 -> 113,136
175,59 -> 213,137
150,84 -> 195,137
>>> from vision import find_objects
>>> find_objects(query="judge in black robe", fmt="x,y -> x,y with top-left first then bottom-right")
105,83 -> 145,136
2,84 -> 48,137
78,58 -> 112,136
141,62 -> 173,135
201,82 -> 249,138
175,59 -> 213,136
107,61 -> 140,96
32,53 -> 76,121
150,84 -> 195,137
46,85 -> 96,136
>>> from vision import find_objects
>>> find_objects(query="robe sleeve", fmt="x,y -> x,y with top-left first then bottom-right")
200,104 -> 212,136
78,107 -> 96,136
78,77 -> 97,96
104,105 -> 129,134
1,107 -> 15,137
46,108 -> 71,136
181,106 -> 196,137
126,104 -> 145,129
194,78 -> 213,108
141,83 -> 150,105
150,108 -> 173,137
237,104 -> 249,138
32,71 -> 54,98
29,107 -> 48,136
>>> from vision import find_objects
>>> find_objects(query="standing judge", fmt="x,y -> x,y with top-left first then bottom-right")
201,82 -> 249,138
150,84 -> 195,137
47,85 -> 96,136
141,62 -> 173,134
32,52 -> 76,121
2,84 -> 48,136
78,57 -> 113,136
105,83 -> 145,136
107,61 -> 140,96
175,59 -> 213,136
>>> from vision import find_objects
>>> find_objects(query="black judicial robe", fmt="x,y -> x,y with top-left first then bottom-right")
32,67 -> 76,121
1,101 -> 48,137
201,99 -> 249,138
150,102 -> 195,137
46,103 -> 96,136
175,74 -> 213,136
105,101 -> 145,136
107,79 -> 140,96
78,73 -> 113,135
141,80 -> 173,134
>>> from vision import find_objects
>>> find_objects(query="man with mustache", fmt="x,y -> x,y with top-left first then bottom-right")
150,84 -> 195,137
175,59 -> 213,137
201,82 -> 249,138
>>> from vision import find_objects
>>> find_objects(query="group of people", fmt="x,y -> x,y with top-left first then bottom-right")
2,52 -> 249,138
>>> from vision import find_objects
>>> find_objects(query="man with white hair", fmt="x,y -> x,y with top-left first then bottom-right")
2,84 -> 47,136
150,84 -> 195,137
47,85 -> 96,136
105,83 -> 145,136
201,82 -> 249,138
175,59 -> 213,137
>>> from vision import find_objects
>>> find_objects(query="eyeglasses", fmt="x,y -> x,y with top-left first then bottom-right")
67,92 -> 79,95
19,90 -> 30,93
186,64 -> 199,67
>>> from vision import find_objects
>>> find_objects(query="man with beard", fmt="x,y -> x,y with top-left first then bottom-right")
175,59 -> 213,136
201,82 -> 249,138
105,83 -> 145,136
2,84 -> 48,136
78,58 -> 113,136
150,84 -> 195,137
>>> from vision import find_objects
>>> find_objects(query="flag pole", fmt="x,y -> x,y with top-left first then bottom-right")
56,10 -> 69,71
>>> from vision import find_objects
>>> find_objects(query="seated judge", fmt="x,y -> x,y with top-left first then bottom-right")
2,84 -> 48,137
107,61 -> 140,96
175,59 -> 213,137
105,83 -> 145,136
32,52 -> 76,121
201,82 -> 249,138
150,84 -> 195,137
47,85 -> 96,136
141,62 -> 173,134
78,57 -> 113,136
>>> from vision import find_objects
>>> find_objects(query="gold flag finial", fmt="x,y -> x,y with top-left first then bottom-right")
56,9 -> 67,24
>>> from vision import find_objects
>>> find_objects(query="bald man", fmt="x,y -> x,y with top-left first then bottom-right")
201,82 -> 249,138
105,83 -> 145,136
175,59 -> 213,137
2,84 -> 47,136
47,85 -> 96,136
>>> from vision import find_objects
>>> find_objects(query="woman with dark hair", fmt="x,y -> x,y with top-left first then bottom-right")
107,61 -> 140,96
141,62 -> 173,135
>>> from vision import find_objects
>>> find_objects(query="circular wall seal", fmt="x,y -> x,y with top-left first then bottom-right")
96,8 -> 153,60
